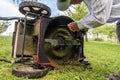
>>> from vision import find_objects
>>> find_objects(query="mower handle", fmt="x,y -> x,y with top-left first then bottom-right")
0,17 -> 33,21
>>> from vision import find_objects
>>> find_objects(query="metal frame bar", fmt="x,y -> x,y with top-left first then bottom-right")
21,12 -> 40,62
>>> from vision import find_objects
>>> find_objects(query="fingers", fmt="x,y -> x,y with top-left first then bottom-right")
68,25 -> 76,32
67,22 -> 80,32
67,24 -> 75,31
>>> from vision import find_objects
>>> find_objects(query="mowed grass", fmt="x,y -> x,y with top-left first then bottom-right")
0,36 -> 120,80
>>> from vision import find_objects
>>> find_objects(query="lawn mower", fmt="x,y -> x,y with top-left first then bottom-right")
0,1 -> 85,78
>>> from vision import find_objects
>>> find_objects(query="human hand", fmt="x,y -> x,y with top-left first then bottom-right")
67,22 -> 80,32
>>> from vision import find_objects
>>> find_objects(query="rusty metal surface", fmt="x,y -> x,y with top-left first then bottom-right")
12,20 -> 37,57
16,35 -> 36,56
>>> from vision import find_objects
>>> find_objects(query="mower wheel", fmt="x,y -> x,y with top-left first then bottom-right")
19,1 -> 51,17
12,65 -> 48,78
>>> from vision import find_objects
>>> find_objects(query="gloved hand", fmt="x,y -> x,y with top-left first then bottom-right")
67,22 -> 80,32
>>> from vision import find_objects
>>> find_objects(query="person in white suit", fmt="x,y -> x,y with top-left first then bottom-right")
57,0 -> 120,65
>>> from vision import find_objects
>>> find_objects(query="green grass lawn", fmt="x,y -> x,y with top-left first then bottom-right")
0,36 -> 120,80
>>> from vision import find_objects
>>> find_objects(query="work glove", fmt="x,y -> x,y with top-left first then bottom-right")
67,22 -> 80,32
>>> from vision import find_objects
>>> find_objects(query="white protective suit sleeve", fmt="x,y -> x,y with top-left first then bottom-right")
77,0 -> 113,30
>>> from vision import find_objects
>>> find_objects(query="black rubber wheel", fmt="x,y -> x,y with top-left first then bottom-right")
12,65 -> 48,79
44,28 -> 74,64
19,1 -> 51,17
